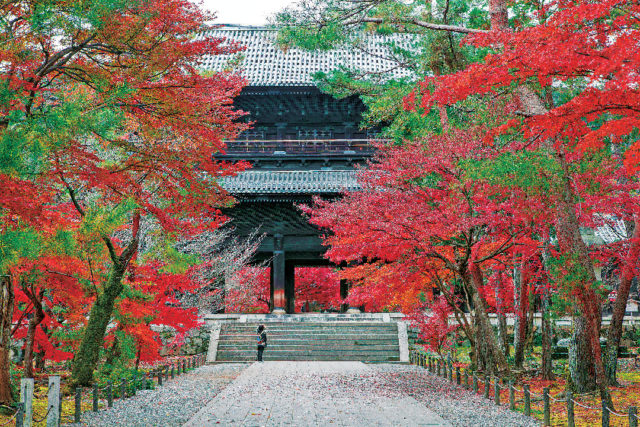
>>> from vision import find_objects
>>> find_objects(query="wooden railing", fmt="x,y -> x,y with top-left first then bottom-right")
222,139 -> 385,155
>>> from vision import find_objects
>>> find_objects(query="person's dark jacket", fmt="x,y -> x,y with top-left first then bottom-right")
258,331 -> 267,347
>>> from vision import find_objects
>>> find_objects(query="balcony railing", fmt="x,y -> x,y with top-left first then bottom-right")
221,139 -> 383,156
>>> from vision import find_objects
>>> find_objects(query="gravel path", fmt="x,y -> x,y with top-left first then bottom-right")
67,364 -> 247,427
68,362 -> 538,426
374,364 -> 539,427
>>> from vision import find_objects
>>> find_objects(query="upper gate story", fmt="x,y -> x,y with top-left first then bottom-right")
200,26 -> 413,313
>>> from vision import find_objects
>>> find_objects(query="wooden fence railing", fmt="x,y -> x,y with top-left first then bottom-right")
3,353 -> 206,427
409,350 -> 638,427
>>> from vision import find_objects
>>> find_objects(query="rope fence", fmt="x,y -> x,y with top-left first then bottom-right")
2,352 -> 207,427
409,350 -> 638,427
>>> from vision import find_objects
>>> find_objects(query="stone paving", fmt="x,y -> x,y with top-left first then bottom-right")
184,362 -> 449,426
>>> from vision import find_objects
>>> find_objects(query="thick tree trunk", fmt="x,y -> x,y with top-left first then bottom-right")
0,275 -> 15,405
467,266 -> 509,375
493,270 -> 510,358
71,264 -> 126,386
70,212 -> 139,387
605,217 -> 640,384
568,315 -> 596,392
489,0 -> 509,29
541,234 -> 554,380
23,289 -> 45,378
554,149 -> 611,404
497,310 -> 509,358
514,263 -> 529,368
541,291 -> 554,380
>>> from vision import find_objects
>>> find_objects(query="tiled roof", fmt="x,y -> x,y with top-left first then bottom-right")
594,218 -> 628,244
219,170 -> 360,194
199,26 -> 416,86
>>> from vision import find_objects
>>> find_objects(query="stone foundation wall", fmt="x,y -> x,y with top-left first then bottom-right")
152,325 -> 210,356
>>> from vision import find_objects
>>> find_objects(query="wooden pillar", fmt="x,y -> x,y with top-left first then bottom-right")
269,260 -> 275,312
272,235 -> 286,314
340,278 -> 361,313
285,261 -> 295,314
340,279 -> 349,313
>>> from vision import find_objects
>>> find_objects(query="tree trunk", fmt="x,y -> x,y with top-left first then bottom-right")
605,217 -> 640,384
554,149 -> 611,405
494,273 -> 510,358
541,289 -> 554,380
71,264 -> 126,386
23,288 -> 45,378
568,315 -> 596,392
489,0 -> 509,29
35,351 -> 45,370
0,274 -> 15,405
467,266 -> 509,375
514,262 -> 529,368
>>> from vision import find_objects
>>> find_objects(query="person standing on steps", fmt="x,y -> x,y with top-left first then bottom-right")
257,324 -> 267,362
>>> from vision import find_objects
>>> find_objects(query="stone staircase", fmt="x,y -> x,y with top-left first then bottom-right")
211,320 -> 404,362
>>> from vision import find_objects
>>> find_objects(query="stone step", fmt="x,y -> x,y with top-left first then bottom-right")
224,322 -> 397,326
219,337 -> 398,343
212,320 -> 403,362
215,354 -> 401,361
223,322 -> 398,327
218,348 -> 400,359
218,338 -> 398,343
222,327 -> 398,333
217,348 -> 400,354
218,344 -> 399,350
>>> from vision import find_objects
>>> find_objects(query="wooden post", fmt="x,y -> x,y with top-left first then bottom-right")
524,384 -> 531,416
602,399 -> 610,427
74,387 -> 81,423
543,387 -> 550,426
437,360 -> 441,376
107,382 -> 113,408
484,376 -> 490,399
157,369 -> 163,386
15,402 -> 24,427
132,372 -> 137,395
494,380 -> 500,405
464,371 -> 469,389
164,366 -> 169,381
120,379 -> 126,400
20,378 -> 34,427
456,366 -> 461,385
171,365 -> 175,379
448,362 -> 453,382
92,383 -> 98,412
46,375 -> 60,427
473,373 -> 478,393
629,406 -> 637,427
567,391 -> 574,427
177,362 -> 181,376
509,382 -> 515,410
